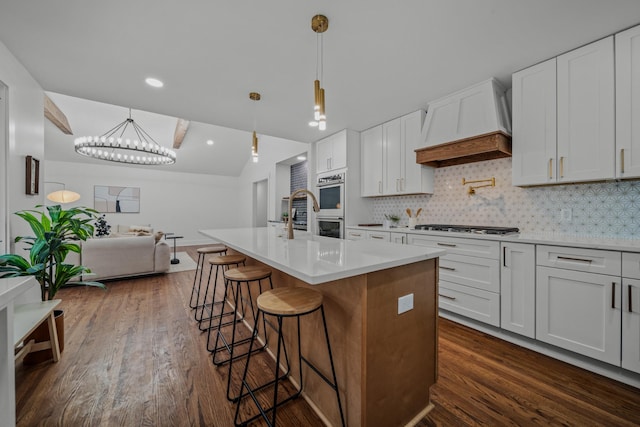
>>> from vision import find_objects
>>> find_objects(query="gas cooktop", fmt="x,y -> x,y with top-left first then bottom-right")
414,224 -> 519,235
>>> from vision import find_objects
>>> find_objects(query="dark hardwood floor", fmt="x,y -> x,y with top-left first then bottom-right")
15,246 -> 640,426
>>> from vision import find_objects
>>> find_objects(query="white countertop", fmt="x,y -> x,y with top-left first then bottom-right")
346,225 -> 640,252
199,227 -> 445,285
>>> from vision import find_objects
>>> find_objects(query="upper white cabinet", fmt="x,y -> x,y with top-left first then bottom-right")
557,36 -> 615,182
316,130 -> 347,174
511,58 -> 557,186
360,126 -> 383,196
512,36 -> 616,185
616,24 -> 640,178
361,110 -> 434,197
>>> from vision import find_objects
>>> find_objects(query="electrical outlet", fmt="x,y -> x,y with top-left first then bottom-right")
398,293 -> 414,314
561,208 -> 572,222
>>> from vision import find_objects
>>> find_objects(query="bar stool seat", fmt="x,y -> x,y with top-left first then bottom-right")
225,265 -> 273,282
190,244 -> 227,310
196,254 -> 246,329
235,287 -> 345,427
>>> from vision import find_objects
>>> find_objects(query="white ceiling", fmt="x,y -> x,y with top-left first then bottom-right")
2,1 -> 640,175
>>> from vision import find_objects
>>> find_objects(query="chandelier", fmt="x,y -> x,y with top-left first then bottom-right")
74,109 -> 176,165
309,14 -> 328,131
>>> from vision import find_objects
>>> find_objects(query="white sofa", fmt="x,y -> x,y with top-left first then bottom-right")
69,235 -> 171,281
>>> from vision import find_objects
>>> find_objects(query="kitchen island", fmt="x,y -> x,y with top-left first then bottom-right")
199,227 -> 444,427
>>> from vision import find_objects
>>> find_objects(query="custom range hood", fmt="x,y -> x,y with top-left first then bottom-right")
415,78 -> 512,168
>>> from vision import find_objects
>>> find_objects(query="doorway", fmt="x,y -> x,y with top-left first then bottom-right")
253,179 -> 268,227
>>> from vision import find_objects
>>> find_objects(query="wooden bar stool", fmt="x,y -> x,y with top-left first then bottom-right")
196,254 -> 246,330
234,287 -> 345,427
212,265 -> 275,401
190,244 -> 227,310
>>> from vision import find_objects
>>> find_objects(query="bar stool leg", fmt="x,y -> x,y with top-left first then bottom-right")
189,252 -> 205,309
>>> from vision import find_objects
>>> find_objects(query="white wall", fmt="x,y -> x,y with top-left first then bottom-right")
236,135 -> 309,226
0,40 -> 45,252
45,160 -> 241,245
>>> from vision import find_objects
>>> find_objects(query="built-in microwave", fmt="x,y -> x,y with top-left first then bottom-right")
316,173 -> 345,218
317,217 -> 344,239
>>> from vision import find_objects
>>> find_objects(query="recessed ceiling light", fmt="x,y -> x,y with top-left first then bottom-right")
297,155 -> 307,161
206,139 -> 214,146
145,77 -> 164,88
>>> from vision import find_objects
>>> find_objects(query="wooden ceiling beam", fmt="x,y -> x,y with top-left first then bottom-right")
173,118 -> 190,149
44,94 -> 73,135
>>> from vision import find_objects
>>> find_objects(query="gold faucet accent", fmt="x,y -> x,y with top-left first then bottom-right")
288,189 -> 320,239
462,177 -> 495,195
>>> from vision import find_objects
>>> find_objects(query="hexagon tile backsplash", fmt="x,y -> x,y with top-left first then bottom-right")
371,158 -> 640,239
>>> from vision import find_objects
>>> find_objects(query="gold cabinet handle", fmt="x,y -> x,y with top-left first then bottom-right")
548,158 -> 553,179
621,148 -> 625,174
351,233 -> 362,237
560,156 -> 564,178
378,181 -> 382,194
371,235 -> 384,240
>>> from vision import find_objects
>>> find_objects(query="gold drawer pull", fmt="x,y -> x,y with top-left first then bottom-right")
560,156 -> 564,178
621,148 -> 626,174
548,158 -> 553,179
440,266 -> 456,271
439,294 -> 456,300
437,242 -> 457,248
351,233 -> 362,237
557,256 -> 592,263
371,235 -> 385,240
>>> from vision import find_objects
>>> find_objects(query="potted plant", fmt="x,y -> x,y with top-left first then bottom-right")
0,204 -> 105,362
384,213 -> 401,228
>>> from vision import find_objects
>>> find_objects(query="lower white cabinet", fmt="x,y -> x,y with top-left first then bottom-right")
500,242 -> 536,338
536,266 -> 621,365
346,229 -> 366,240
408,234 -> 500,326
390,232 -> 407,244
622,278 -> 640,373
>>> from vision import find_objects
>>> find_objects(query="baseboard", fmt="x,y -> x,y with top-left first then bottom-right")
439,310 -> 640,389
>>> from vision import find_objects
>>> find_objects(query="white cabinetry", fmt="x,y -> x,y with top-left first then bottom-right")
512,58 -> 557,186
408,234 -> 500,326
536,245 -> 621,365
512,37 -> 615,185
616,24 -> 640,178
500,242 -> 536,338
622,252 -> 640,374
390,232 -> 407,245
361,111 -> 433,196
366,230 -> 390,242
360,126 -> 383,196
316,130 -> 347,174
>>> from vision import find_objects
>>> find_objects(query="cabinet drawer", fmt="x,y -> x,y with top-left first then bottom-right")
439,281 -> 500,327
439,253 -> 500,293
346,229 -> 366,241
366,231 -> 391,242
623,252 -> 640,279
407,234 -> 499,259
536,245 -> 621,276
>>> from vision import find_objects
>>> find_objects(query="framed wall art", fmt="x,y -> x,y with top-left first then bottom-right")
94,185 -> 140,213
25,155 -> 39,195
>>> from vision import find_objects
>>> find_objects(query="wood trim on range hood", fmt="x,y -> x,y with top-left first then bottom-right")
415,131 -> 512,168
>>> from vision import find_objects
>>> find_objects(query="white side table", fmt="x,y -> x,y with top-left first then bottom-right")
0,276 -> 39,427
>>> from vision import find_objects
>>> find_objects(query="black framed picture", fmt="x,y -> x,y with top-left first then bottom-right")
25,155 -> 39,195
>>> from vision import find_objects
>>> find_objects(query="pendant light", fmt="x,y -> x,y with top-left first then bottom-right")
250,92 -> 261,163
45,182 -> 81,204
74,108 -> 176,165
309,14 -> 328,131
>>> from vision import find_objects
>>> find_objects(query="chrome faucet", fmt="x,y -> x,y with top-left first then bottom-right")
288,189 -> 320,239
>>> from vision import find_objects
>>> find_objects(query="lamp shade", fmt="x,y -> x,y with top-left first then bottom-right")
47,190 -> 81,204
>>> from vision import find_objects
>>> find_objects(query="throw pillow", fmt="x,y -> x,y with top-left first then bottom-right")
129,225 -> 152,233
